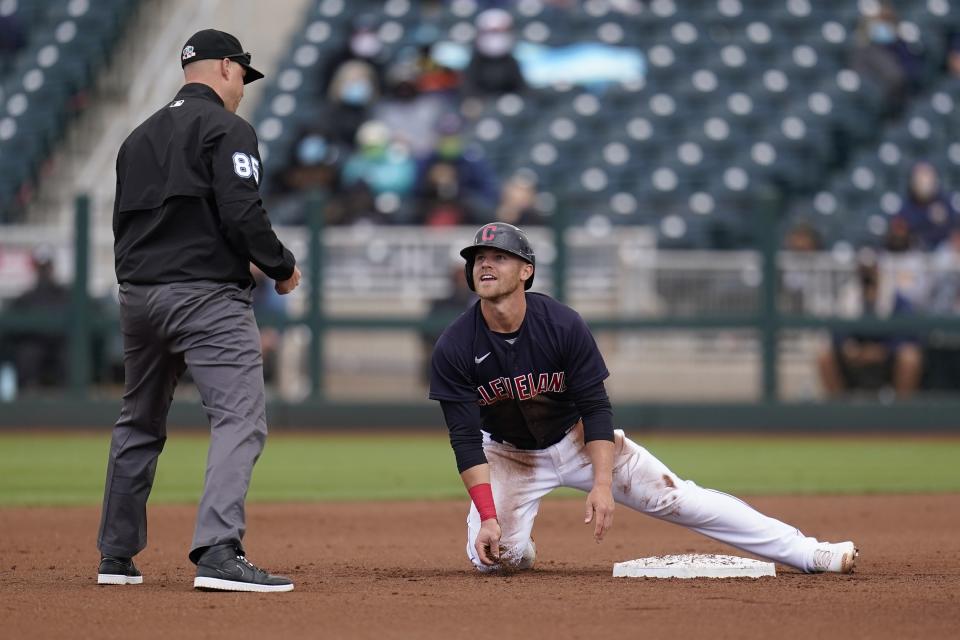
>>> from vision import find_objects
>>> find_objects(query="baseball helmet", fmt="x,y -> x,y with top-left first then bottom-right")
460,222 -> 536,291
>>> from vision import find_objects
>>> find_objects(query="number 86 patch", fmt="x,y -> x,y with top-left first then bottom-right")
232,152 -> 261,185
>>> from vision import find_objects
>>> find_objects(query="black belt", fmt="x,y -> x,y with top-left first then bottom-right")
489,434 -> 539,450
489,426 -> 572,451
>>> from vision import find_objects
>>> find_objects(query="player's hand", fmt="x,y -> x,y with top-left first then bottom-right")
584,484 -> 615,543
475,518 -> 502,566
275,266 -> 301,295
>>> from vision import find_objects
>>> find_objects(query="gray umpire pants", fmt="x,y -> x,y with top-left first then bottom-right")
97,280 -> 267,564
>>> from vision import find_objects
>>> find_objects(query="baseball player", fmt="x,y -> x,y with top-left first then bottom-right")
96,30 -> 300,592
430,222 -> 858,573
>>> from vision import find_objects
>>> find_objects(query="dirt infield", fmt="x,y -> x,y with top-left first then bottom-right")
1,495 -> 958,639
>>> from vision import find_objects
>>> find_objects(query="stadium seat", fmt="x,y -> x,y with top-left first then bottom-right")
0,0 -> 144,220
130,0 -> 960,250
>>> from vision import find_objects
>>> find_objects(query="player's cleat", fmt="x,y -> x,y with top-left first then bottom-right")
193,544 -> 294,592
97,555 -> 143,585
811,541 -> 858,574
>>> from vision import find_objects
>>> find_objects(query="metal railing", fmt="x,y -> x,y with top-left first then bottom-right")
4,196 -> 960,429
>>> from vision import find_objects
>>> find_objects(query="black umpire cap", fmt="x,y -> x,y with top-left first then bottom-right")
181,29 -> 264,84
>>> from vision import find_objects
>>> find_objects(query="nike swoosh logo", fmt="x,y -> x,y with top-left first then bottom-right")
475,353 -> 491,364
219,564 -> 245,579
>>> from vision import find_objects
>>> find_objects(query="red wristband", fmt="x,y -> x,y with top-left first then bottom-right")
468,483 -> 498,522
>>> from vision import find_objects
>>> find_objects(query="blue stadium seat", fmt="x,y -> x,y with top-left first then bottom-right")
224,0 -> 960,249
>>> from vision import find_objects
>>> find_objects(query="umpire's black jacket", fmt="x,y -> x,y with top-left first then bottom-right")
113,82 -> 295,286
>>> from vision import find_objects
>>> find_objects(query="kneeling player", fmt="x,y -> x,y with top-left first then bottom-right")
429,223 -> 857,573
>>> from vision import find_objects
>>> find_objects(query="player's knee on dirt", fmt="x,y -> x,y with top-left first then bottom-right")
468,539 -> 536,572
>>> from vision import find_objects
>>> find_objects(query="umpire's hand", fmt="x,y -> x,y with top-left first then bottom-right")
276,266 -> 302,295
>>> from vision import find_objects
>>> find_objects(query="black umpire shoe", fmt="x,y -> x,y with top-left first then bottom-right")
193,544 -> 294,592
97,555 -> 143,585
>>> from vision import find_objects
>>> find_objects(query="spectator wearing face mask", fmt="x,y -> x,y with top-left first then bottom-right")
373,60 -> 453,159
463,8 -> 527,97
341,120 -> 417,222
265,128 -> 345,225
325,60 -> 379,147
318,14 -> 386,97
414,114 -> 499,220
895,161 -> 958,251
850,3 -> 924,114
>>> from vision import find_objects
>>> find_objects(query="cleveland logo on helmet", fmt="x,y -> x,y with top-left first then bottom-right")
460,222 -> 536,291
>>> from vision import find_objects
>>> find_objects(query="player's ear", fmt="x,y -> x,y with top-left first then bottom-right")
520,263 -> 533,283
220,58 -> 232,81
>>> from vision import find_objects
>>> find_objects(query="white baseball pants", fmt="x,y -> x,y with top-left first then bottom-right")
467,425 -> 827,572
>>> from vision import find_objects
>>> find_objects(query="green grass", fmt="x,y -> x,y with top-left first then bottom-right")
0,432 -> 958,507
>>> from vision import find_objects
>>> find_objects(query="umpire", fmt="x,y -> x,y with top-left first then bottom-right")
96,29 -> 301,593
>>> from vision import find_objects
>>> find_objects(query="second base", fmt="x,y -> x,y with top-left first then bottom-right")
612,554 -> 776,579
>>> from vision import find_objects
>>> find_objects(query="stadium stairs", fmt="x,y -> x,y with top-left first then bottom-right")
21,0 -> 309,230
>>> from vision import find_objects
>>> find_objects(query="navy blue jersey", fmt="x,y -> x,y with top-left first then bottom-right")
430,293 -> 610,450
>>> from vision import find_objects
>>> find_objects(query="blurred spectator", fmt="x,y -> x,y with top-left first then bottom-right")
780,220 -> 824,314
285,128 -> 344,192
266,127 -> 345,225
324,182 -> 387,226
414,114 -> 499,221
251,266 -> 286,385
3,247 -> 69,389
372,60 -> 453,158
880,215 -> 930,311
817,253 -> 922,399
317,14 -> 386,97
884,214 -> 916,254
930,224 -> 960,313
949,32 -> 960,77
462,8 -> 527,97
409,24 -> 462,96
325,60 -> 379,147
420,264 -> 477,383
0,0 -> 26,65
850,3 -> 924,114
267,127 -> 388,227
895,161 -> 957,250
414,160 -> 474,226
341,120 -> 417,221
784,221 -> 823,253
925,224 -> 960,389
494,171 -> 548,226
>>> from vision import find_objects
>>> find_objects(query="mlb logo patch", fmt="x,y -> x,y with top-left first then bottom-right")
181,45 -> 196,61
